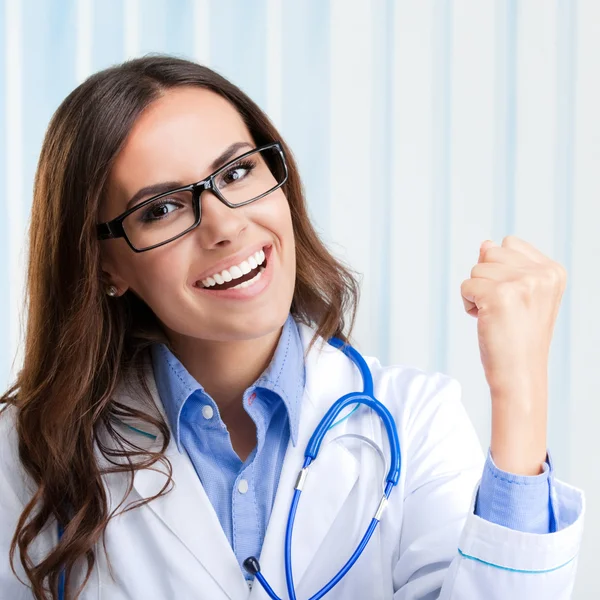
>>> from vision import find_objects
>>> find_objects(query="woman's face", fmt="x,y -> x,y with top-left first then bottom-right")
99,87 -> 296,343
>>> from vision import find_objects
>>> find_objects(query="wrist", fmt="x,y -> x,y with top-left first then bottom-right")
488,367 -> 548,404
491,405 -> 547,475
489,379 -> 548,476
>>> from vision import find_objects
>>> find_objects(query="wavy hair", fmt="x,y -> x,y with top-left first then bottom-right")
1,55 -> 359,599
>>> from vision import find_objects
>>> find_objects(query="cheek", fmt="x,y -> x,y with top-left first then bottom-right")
270,195 -> 296,282
126,249 -> 188,306
254,191 -> 295,256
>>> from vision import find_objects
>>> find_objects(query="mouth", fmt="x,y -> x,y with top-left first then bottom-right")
193,245 -> 271,292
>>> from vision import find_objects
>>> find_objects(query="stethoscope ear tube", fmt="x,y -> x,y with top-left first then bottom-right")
304,392 -> 401,486
324,338 -> 400,485
326,337 -> 374,397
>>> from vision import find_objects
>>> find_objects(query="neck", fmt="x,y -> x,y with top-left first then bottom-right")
167,326 -> 283,416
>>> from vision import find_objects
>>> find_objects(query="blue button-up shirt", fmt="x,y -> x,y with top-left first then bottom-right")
151,314 -> 305,579
151,313 -> 554,580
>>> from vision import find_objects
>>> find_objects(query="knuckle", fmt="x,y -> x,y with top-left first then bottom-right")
555,263 -> 568,287
495,281 -> 514,304
524,276 -> 539,299
546,267 -> 560,287
545,262 -> 567,289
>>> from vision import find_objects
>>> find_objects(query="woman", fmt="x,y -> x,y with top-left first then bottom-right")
0,55 -> 583,600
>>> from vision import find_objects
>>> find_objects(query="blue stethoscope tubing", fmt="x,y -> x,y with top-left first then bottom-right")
244,336 -> 401,600
56,336 -> 401,600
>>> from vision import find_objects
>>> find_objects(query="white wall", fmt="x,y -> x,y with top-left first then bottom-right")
1,1 -> 598,597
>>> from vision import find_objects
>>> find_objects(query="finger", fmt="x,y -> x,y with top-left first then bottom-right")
470,262 -> 519,282
478,240 -> 496,264
480,245 -> 531,267
501,235 -> 548,263
461,277 -> 495,314
461,294 -> 478,317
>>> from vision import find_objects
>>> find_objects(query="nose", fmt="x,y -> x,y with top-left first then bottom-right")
193,188 -> 247,249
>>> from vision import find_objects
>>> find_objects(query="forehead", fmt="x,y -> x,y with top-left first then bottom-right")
108,87 -> 253,200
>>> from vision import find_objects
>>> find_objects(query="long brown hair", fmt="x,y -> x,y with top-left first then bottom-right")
1,54 -> 359,599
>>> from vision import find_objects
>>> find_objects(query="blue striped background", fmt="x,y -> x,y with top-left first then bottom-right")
1,2 -> 597,597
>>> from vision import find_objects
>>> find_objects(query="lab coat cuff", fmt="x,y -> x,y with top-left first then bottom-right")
459,478 -> 584,573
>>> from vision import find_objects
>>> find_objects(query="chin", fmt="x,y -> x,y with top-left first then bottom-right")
164,300 -> 292,344
212,305 -> 291,342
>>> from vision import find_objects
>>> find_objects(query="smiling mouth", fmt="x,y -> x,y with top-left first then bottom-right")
195,246 -> 270,291
208,259 -> 267,291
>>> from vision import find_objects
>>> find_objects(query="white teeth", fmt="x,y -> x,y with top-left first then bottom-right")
200,247 -> 268,288
229,265 -> 243,278
229,267 -> 264,290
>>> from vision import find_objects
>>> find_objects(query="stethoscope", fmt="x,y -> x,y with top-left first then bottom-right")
57,337 -> 401,600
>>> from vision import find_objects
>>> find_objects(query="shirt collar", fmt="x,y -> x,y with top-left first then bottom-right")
253,313 -> 305,446
150,313 -> 305,451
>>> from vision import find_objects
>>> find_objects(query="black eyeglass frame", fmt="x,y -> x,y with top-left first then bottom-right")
96,141 -> 288,253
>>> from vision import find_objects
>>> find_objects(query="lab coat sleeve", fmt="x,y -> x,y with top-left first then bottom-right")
389,371 -> 584,600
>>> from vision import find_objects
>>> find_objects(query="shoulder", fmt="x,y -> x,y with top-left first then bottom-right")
0,404 -> 34,504
298,321 -> 465,430
367,356 -> 460,405
363,355 -> 466,432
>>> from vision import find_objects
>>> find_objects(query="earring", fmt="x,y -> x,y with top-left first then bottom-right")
106,285 -> 119,297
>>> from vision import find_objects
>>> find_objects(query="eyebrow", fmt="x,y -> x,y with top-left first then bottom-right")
124,141 -> 255,211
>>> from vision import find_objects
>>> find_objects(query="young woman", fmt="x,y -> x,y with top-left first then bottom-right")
0,56 -> 583,600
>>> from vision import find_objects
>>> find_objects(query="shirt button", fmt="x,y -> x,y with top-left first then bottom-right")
238,479 -> 249,494
202,405 -> 214,420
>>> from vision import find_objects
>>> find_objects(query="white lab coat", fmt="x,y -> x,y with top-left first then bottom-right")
0,322 -> 585,599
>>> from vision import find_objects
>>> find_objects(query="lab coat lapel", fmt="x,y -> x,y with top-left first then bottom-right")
112,364 -> 250,600
252,325 -> 360,598
132,447 -> 249,599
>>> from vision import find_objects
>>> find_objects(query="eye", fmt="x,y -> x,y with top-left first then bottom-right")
218,159 -> 256,188
139,198 -> 183,222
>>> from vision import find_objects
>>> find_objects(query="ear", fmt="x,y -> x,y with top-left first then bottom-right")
100,253 -> 130,295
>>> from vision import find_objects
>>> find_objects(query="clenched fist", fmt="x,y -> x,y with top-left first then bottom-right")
461,236 -> 567,475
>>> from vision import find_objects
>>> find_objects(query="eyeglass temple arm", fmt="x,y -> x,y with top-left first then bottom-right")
97,222 -> 118,240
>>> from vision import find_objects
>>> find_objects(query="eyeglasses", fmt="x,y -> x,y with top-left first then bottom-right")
96,141 -> 288,252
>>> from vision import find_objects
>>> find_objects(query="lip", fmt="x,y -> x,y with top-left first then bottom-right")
191,245 -> 274,301
192,242 -> 272,284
